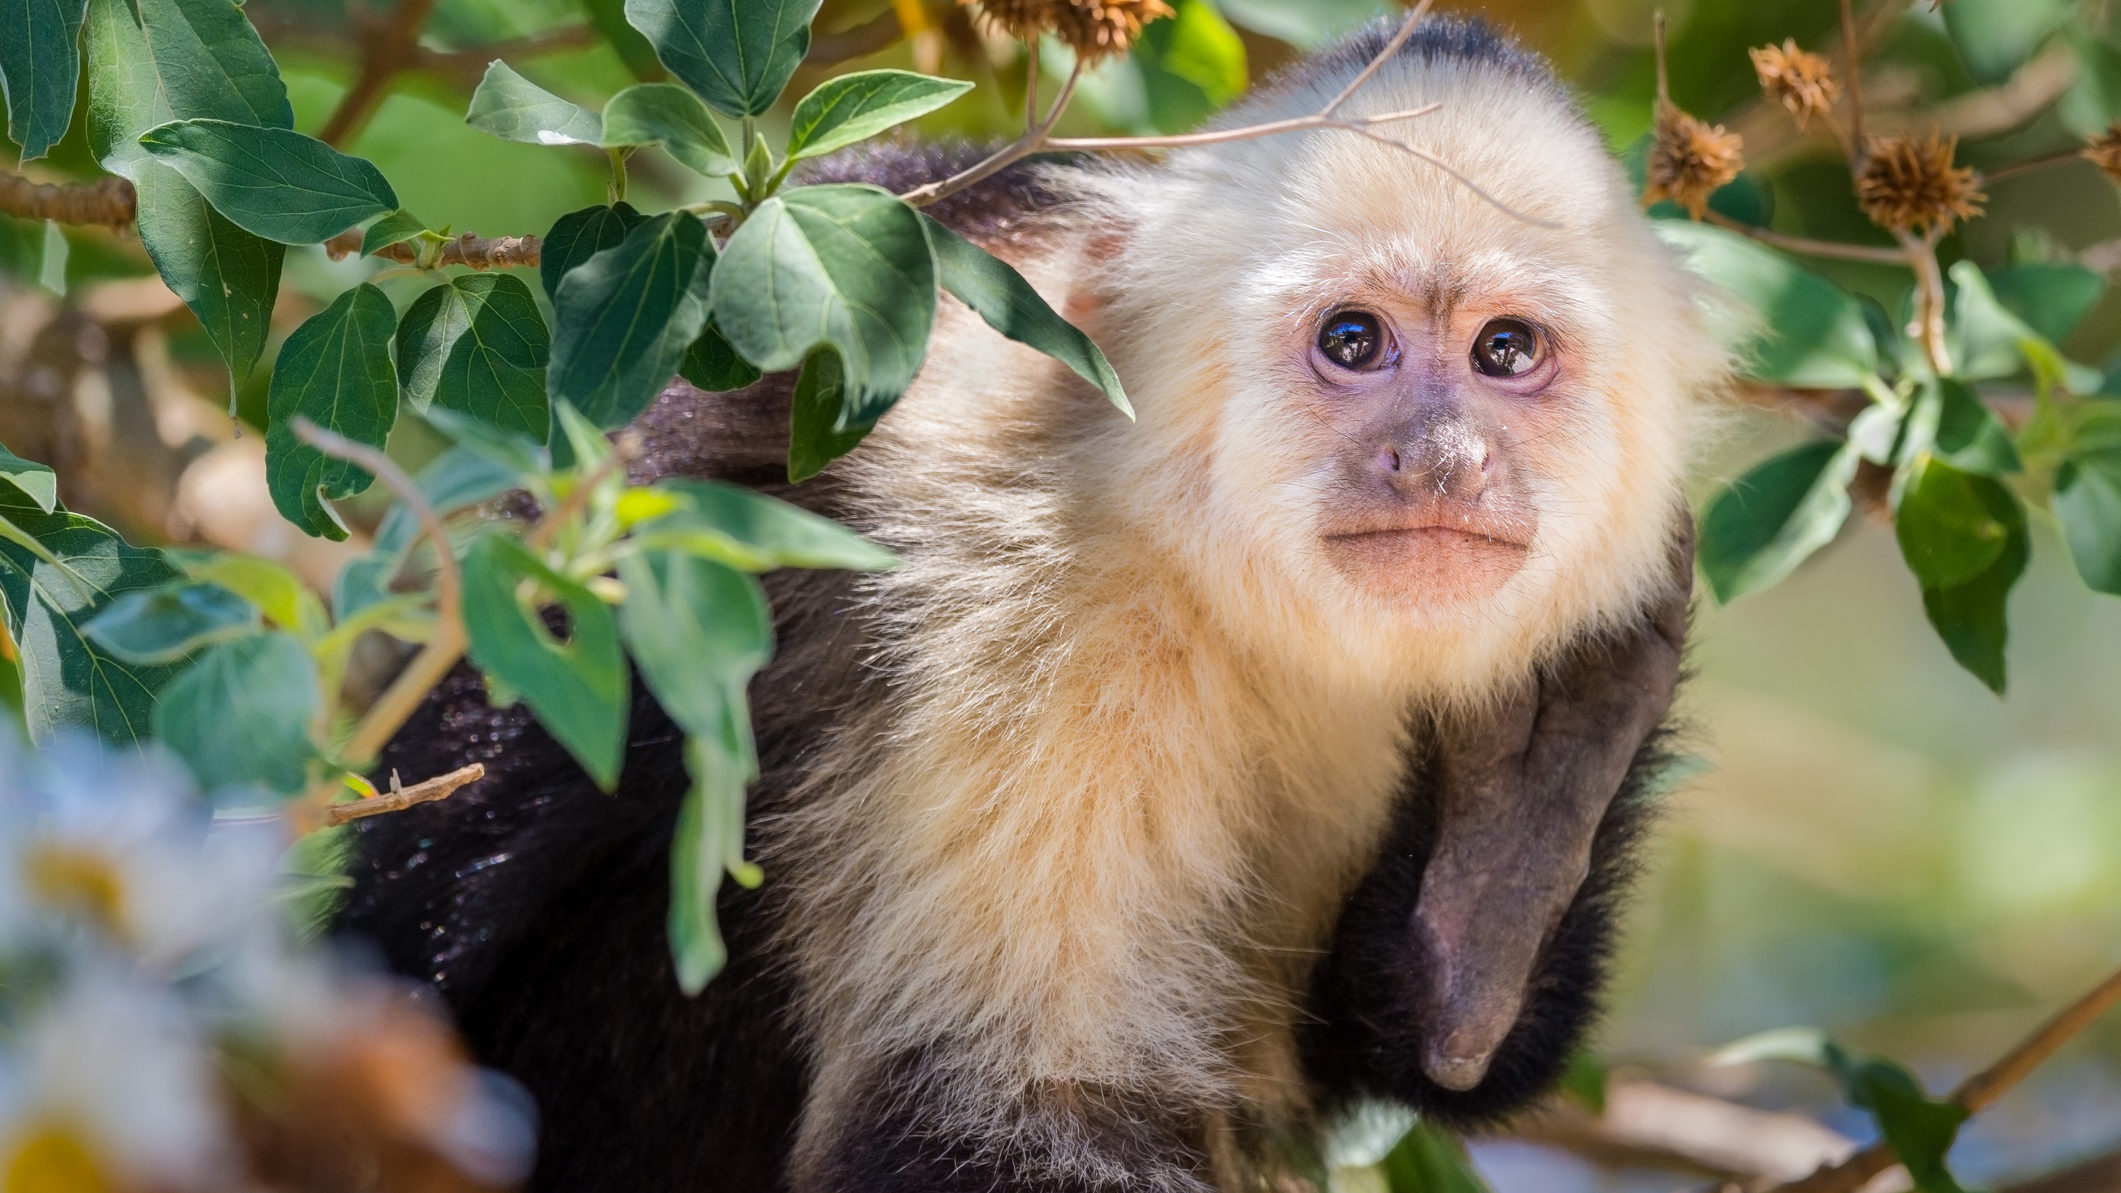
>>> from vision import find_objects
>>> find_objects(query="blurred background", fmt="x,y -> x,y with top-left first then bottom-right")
4,0 -> 2120,1188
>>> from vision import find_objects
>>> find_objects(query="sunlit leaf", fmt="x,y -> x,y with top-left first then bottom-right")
711,184 -> 936,430
467,60 -> 604,146
0,443 -> 58,514
460,532 -> 628,788
549,211 -> 713,428
361,208 -> 428,256
601,82 -> 736,176
785,70 -> 974,161
0,0 -> 90,159
623,0 -> 821,118
153,631 -> 318,795
138,119 -> 399,244
264,283 -> 399,540
1654,221 -> 1880,389
1133,0 -> 1248,133
84,581 -> 257,665
641,478 -> 897,571
396,273 -> 552,442
184,553 -> 328,639
923,215 -> 1130,416
1697,441 -> 1859,602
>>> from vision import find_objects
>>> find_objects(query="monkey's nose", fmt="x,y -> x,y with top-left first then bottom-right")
1422,1047 -> 1494,1092
1375,426 -> 1490,499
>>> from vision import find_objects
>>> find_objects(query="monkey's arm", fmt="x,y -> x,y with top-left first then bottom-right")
1302,529 -> 1691,1124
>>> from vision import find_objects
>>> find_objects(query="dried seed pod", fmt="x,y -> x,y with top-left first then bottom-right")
2083,122 -> 2121,185
964,0 -> 1172,64
1750,39 -> 1839,129
1644,101 -> 1745,219
1856,131 -> 1985,235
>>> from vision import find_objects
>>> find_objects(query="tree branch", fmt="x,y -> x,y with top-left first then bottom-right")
1702,210 -> 1907,265
1510,1079 -> 1857,1184
324,228 -> 541,269
0,172 -> 136,228
324,762 -> 485,825
316,0 -> 444,147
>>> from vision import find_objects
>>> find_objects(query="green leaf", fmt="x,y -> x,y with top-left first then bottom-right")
138,119 -> 399,245
1947,261 -> 2102,394
679,325 -> 762,392
396,273 -> 551,442
540,200 -> 644,302
153,631 -> 317,795
0,0 -> 89,159
373,447 -> 519,557
83,581 -> 257,665
786,349 -> 862,482
1697,441 -> 1859,602
83,0 -> 289,386
549,210 -> 713,428
1896,456 -> 2013,590
785,70 -> 974,162
1556,1050 -> 1608,1116
1986,262 -> 2103,344
1653,221 -> 1880,389
184,553 -> 327,638
1213,0 -> 1386,48
264,283 -> 399,540
711,184 -> 936,429
580,0 -> 663,80
1914,472 -> 2027,695
361,208 -> 428,256
1914,378 -> 2022,475
923,215 -> 1130,416
1942,0 -> 2072,85
1864,1079 -> 1973,1193
423,406 -> 551,481
460,532 -> 628,788
1133,0 -> 1249,134
0,443 -> 58,513
623,0 -> 821,118
1377,1123 -> 1490,1193
617,548 -> 771,992
2054,445 -> 2121,595
644,478 -> 897,571
601,82 -> 736,176
0,491 -> 185,745
466,59 -> 603,146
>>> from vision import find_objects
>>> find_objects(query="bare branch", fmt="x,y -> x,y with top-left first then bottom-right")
0,172 -> 136,228
2000,1146 -> 2121,1193
897,63 -> 1083,208
1044,104 -> 1440,151
1511,1079 -> 1857,1184
1702,210 -> 1907,265
317,0 -> 443,147
1322,0 -> 1434,116
324,762 -> 486,826
324,228 -> 542,269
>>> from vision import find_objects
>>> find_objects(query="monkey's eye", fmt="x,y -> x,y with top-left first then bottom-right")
1471,319 -> 1540,378
1317,311 -> 1387,371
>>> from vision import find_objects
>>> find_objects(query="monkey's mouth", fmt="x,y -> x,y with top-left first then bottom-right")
1320,523 -> 1530,601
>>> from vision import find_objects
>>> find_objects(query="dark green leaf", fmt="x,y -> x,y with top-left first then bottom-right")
361,208 -> 428,256
711,184 -> 936,429
1654,221 -> 1879,389
0,0 -> 89,159
396,273 -> 551,442
153,631 -> 317,795
1697,441 -> 1859,602
601,82 -> 736,176
1896,456 -> 2013,590
923,215 -> 1130,416
623,0 -> 821,118
264,283 -> 399,540
83,0 -> 288,386
679,325 -> 762,392
549,210 -> 712,428
786,349 -> 862,481
1133,0 -> 1249,134
0,491 -> 184,745
617,548 -> 769,994
1864,1079 -> 1973,1193
1987,263 -> 2103,344
540,200 -> 645,302
2054,447 -> 2121,595
786,70 -> 974,161
84,581 -> 257,665
0,442 -> 58,513
466,60 -> 603,146
645,478 -> 897,571
1377,1122 -> 1490,1193
461,532 -> 628,788
1942,0 -> 2071,85
1916,477 -> 2026,695
1556,1051 -> 1608,1116
138,119 -> 399,245
1920,378 -> 2022,475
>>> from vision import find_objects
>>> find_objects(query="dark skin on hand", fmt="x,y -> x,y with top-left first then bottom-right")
1414,518 -> 1691,1091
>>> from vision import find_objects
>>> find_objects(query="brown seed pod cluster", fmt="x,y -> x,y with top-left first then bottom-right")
1750,39 -> 1839,128
2083,121 -> 2121,185
1645,101 -> 1745,219
965,0 -> 1173,64
1856,132 -> 1985,235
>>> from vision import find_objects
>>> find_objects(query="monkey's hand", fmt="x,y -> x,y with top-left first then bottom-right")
1411,522 -> 1690,1092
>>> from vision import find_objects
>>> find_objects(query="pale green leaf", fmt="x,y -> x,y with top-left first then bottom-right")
601,82 -> 736,176
83,581 -> 257,665
467,59 -> 604,146
785,70 -> 973,161
153,631 -> 318,794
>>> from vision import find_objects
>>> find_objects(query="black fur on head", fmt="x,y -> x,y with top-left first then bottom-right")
1260,13 -> 1564,105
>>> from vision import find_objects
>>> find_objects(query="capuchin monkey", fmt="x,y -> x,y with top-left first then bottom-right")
340,16 -> 1720,1193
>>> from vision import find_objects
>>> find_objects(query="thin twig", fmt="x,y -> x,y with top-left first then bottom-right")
1322,0 -> 1435,116
897,64 -> 1083,207
324,762 -> 485,825
1046,104 -> 1440,150
1896,225 -> 1951,376
1025,43 -> 1040,135
323,228 -> 541,268
0,172 -> 136,228
1981,148 -> 2084,187
317,0 -> 443,147
291,417 -> 468,771
1702,210 -> 1907,265
1754,962 -> 2121,1193
1840,0 -> 1867,168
